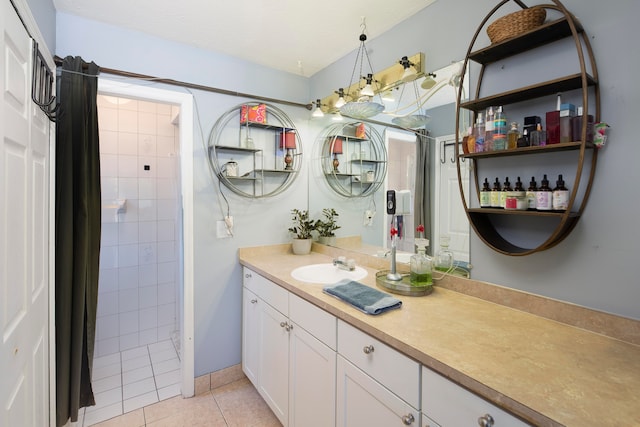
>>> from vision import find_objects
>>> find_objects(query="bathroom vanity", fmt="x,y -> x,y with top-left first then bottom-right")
239,244 -> 640,426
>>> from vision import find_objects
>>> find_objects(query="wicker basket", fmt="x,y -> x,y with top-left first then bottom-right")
486,7 -> 546,44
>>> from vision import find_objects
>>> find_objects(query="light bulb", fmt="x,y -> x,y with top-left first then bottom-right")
360,84 -> 374,97
335,96 -> 346,108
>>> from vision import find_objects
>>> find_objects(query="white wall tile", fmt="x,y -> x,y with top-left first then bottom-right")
138,100 -> 156,113
96,337 -> 120,357
119,199 -> 139,223
99,268 -> 119,294
138,157 -> 157,178
158,103 -> 172,115
97,314 -> 119,340
138,263 -> 158,287
138,112 -> 157,135
101,177 -> 118,201
118,109 -> 138,133
139,287 -> 158,310
138,199 -> 157,222
118,244 -> 139,268
120,311 -> 139,335
101,223 -> 119,247
156,136 -> 175,157
157,241 -> 175,263
157,262 -> 176,284
138,134 -> 156,156
98,291 -> 119,317
138,178 -> 156,199
98,107 -> 118,131
156,157 -> 176,178
100,130 -> 118,154
118,222 -> 139,245
139,243 -> 157,265
156,221 -> 174,242
118,177 -> 138,199
118,155 -> 138,178
119,332 -> 139,351
139,328 -> 158,346
157,283 -> 175,305
155,178 -> 175,200
119,288 -> 139,313
157,324 -> 175,341
117,97 -> 138,111
100,154 -> 118,177
157,118 -> 175,137
100,246 -> 118,270
139,306 -> 158,330
118,132 -> 138,156
157,303 -> 175,326
118,266 -> 138,290
138,221 -> 157,243
156,200 -> 176,221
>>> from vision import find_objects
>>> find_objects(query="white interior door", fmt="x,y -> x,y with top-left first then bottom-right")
1,2 -> 51,425
434,135 -> 470,263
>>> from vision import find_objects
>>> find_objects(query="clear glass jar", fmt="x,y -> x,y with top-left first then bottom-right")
435,235 -> 454,273
410,239 -> 433,287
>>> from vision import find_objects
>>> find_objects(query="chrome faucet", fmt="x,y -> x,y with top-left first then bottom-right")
333,256 -> 356,271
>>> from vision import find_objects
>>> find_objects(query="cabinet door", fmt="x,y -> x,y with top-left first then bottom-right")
422,367 -> 529,426
336,356 -> 419,427
242,287 -> 260,386
259,301 -> 290,426
289,323 -> 336,427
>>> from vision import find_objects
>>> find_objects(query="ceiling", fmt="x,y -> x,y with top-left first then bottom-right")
53,0 -> 437,77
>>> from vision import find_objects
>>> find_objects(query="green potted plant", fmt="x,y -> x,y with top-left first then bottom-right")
288,208 -> 316,255
315,208 -> 340,246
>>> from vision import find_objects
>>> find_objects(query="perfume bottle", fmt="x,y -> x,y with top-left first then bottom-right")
410,238 -> 433,287
434,235 -> 454,273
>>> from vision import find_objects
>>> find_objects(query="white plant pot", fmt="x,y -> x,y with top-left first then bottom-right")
318,236 -> 337,247
291,238 -> 312,255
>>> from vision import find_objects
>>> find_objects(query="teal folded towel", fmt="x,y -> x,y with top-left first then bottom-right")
323,279 -> 402,315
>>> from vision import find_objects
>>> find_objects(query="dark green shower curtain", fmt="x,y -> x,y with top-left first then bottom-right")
55,56 -> 101,426
414,130 -> 432,250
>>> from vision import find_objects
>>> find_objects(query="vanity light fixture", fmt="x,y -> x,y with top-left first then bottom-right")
334,88 -> 346,108
312,99 -> 324,118
338,18 -> 385,119
421,72 -> 437,90
399,56 -> 418,82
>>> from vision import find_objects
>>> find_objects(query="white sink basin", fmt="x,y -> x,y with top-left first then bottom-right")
291,263 -> 368,284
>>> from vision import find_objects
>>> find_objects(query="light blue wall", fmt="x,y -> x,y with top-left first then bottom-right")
25,0 -> 56,51
53,0 -> 640,378
311,0 -> 640,320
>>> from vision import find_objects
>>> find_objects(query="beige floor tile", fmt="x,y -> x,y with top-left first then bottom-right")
143,392 -> 221,425
212,378 -> 282,427
210,364 -> 245,390
88,408 -> 145,427
194,374 -> 211,395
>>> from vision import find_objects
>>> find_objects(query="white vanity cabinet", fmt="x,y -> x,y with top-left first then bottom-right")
336,320 -> 421,426
242,267 -> 337,427
421,367 -> 530,427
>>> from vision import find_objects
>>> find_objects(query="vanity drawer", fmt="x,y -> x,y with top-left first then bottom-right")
290,293 -> 337,350
337,320 -> 420,408
243,267 -> 288,315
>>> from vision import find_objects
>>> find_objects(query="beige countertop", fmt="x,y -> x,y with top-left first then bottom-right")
238,244 -> 640,426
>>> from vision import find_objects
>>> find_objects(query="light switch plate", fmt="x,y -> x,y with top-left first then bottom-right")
216,220 -> 230,238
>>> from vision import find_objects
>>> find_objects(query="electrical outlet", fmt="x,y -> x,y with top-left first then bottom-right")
216,220 -> 231,238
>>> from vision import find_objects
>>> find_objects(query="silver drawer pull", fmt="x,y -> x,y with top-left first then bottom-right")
402,413 -> 415,425
363,345 -> 375,354
250,299 -> 257,304
280,321 -> 287,328
245,273 -> 252,278
477,414 -> 494,427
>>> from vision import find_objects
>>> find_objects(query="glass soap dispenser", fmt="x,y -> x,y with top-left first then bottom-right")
435,235 -> 454,273
410,238 -> 433,287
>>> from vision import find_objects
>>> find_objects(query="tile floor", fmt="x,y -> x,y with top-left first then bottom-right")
82,340 -> 182,426
82,377 -> 281,427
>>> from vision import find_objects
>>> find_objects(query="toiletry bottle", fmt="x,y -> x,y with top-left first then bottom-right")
526,176 -> 538,210
546,93 -> 562,144
529,123 -> 543,146
410,239 -> 433,287
490,177 -> 501,208
466,126 -> 475,154
480,178 -> 491,208
536,174 -> 553,211
571,106 -> 594,143
434,235 -> 454,273
474,112 -> 485,153
560,103 -> 576,143
507,122 -> 519,149
552,174 -> 569,211
484,106 -> 495,151
514,176 -> 524,192
500,177 -> 512,209
517,129 -> 529,148
493,106 -> 507,150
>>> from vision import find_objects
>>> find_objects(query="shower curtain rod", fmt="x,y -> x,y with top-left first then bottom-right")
53,56 -> 313,111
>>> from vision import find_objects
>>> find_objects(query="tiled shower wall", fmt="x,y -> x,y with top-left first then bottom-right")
95,95 -> 180,358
